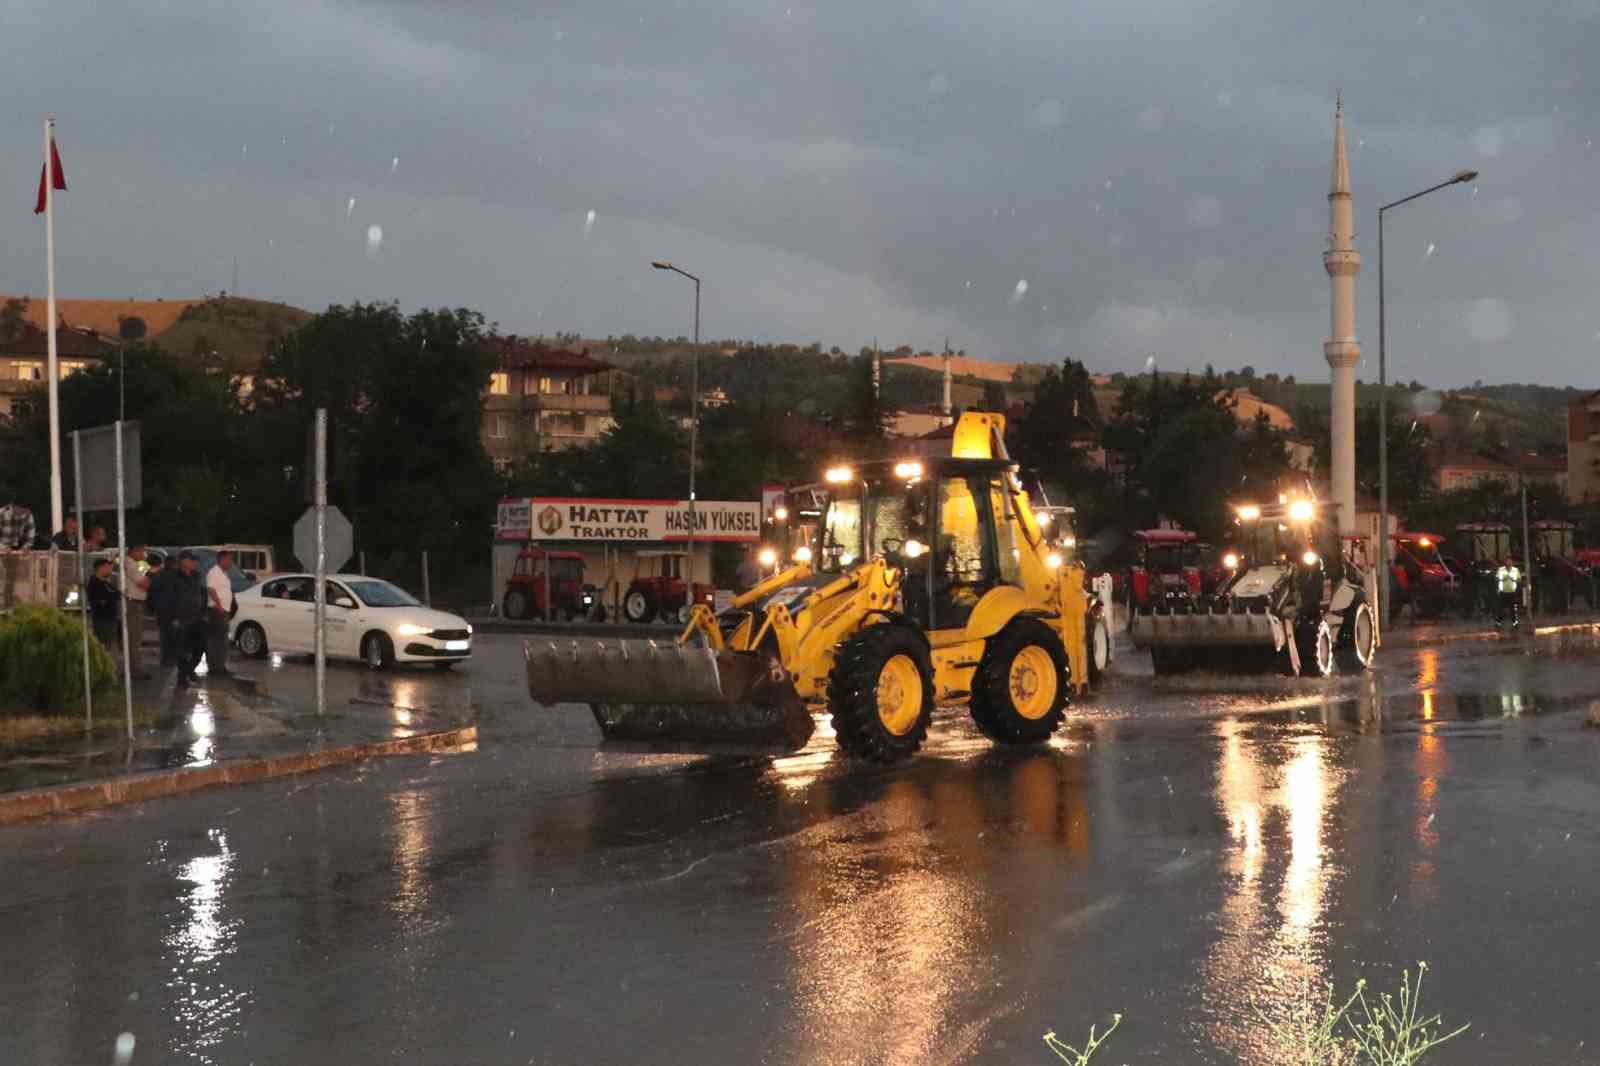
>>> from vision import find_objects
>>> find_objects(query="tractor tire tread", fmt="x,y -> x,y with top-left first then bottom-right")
969,618 -> 1069,745
826,625 -> 934,763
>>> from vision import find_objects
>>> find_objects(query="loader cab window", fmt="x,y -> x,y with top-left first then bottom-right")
903,474 -> 998,629
989,480 -> 1023,586
819,497 -> 863,573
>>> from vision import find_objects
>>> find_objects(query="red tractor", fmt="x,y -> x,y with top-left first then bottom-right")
622,550 -> 716,625
1125,528 -> 1204,616
1388,532 -> 1458,619
502,548 -> 600,621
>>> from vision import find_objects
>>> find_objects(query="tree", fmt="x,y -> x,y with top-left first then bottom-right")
0,297 -> 28,344
252,303 -> 500,587
0,343 -> 250,544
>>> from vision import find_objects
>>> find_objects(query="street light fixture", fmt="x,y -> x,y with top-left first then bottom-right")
651,260 -> 702,591
1377,167 -> 1478,627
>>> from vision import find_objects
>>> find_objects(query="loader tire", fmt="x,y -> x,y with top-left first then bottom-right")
1288,619 -> 1334,678
827,625 -> 934,763
1335,601 -> 1376,672
969,618 -> 1068,745
1085,613 -> 1111,686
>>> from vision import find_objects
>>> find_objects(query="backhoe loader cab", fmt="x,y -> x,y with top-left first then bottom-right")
524,411 -> 1101,764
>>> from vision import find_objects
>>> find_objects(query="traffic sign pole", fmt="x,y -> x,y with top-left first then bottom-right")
314,408 -> 327,717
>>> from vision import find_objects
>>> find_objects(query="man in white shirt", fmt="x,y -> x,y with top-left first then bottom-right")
205,550 -> 236,678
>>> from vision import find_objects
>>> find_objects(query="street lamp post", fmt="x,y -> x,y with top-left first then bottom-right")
651,261 -> 701,594
1377,168 -> 1477,627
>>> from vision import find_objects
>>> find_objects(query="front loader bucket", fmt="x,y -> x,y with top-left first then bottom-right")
524,638 -> 814,754
1129,610 -> 1280,649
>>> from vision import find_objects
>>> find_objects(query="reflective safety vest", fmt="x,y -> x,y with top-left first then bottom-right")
1496,565 -> 1521,594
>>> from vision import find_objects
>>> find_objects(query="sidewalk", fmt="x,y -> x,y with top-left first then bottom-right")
0,658 -> 476,823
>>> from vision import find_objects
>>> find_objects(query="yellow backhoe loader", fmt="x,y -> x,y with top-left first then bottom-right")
525,412 -> 1100,762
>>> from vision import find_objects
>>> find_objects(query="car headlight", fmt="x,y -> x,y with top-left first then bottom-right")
1301,550 -> 1319,567
397,623 -> 432,636
1223,552 -> 1240,570
466,623 -> 474,634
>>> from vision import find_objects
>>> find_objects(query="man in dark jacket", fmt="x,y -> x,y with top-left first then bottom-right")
87,557 -> 119,648
170,552 -> 209,689
148,555 -> 178,668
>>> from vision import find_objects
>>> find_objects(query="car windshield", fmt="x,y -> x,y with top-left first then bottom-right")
348,580 -> 422,608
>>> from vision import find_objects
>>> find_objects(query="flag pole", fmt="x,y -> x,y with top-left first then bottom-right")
44,117 -> 63,535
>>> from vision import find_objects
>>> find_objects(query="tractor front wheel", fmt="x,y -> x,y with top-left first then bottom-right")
623,586 -> 658,624
1335,602 -> 1376,672
970,618 -> 1069,745
1085,613 -> 1111,686
1289,619 -> 1334,677
827,625 -> 935,763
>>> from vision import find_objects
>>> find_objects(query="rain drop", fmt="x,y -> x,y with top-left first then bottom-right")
390,156 -> 400,175
366,224 -> 384,254
1010,279 -> 1029,304
240,144 -> 248,157
346,197 -> 356,219
584,209 -> 596,235
113,1033 -> 136,1065
1424,242 -> 1436,257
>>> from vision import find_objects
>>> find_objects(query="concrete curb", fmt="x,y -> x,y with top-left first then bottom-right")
0,724 -> 478,826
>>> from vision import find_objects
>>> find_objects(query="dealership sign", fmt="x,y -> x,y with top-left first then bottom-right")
497,497 -> 762,542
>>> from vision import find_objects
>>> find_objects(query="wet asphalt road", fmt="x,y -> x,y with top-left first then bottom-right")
4,630 -> 1600,1065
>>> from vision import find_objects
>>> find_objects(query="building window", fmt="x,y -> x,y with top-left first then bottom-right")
59,361 -> 88,378
492,457 -> 513,474
15,361 -> 43,381
539,412 -> 586,435
490,414 -> 510,439
489,372 -> 509,395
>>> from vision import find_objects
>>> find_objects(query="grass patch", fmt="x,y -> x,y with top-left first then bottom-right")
0,708 -> 166,745
1048,965 -> 1466,1065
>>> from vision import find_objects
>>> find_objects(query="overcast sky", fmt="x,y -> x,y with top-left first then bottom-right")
3,0 -> 1596,386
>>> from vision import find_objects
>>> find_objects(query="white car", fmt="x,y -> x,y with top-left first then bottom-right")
230,573 -> 472,670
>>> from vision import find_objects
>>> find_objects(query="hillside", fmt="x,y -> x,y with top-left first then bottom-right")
154,296 -> 313,372
0,292 -> 312,373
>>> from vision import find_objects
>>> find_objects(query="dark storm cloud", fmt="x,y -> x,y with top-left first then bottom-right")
2,0 -> 1597,385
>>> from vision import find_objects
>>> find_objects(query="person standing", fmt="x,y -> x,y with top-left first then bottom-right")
0,497 -> 34,610
172,551 -> 208,690
49,516 -> 80,551
85,526 -> 108,553
0,498 -> 36,551
1495,556 -> 1522,630
204,550 -> 236,679
148,555 -> 178,668
87,557 -> 120,649
735,545 -> 762,593
123,546 -> 153,680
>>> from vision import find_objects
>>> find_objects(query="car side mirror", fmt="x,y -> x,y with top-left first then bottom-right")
334,597 -> 357,610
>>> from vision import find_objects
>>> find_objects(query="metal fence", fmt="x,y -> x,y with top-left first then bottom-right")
0,551 -> 91,611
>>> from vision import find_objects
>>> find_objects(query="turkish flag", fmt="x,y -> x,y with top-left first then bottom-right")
33,137 -> 66,214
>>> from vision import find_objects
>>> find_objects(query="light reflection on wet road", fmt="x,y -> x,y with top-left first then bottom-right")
3,631 -> 1600,1064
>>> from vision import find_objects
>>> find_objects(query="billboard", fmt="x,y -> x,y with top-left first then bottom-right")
497,497 -> 762,543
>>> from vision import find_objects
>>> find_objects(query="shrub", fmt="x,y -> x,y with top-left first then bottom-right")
0,605 -> 115,716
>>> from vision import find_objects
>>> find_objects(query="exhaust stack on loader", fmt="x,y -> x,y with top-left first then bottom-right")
525,411 -> 1107,762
